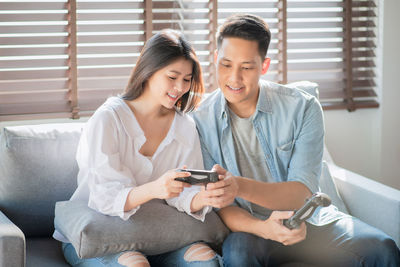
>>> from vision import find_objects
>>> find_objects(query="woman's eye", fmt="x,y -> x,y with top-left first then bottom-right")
243,67 -> 252,70
221,63 -> 230,68
168,76 -> 177,80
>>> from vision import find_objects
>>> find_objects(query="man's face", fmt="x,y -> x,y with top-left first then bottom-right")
215,37 -> 269,115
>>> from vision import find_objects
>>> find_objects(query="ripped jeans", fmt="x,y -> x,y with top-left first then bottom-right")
62,242 -> 222,267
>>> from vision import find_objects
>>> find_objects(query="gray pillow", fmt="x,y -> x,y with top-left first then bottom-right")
54,199 -> 229,259
0,123 -> 83,237
286,81 -> 319,99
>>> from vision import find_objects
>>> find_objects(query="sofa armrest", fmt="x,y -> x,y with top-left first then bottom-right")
0,210 -> 25,267
327,163 -> 400,248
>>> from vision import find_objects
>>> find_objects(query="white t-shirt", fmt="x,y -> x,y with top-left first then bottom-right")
54,96 -> 210,242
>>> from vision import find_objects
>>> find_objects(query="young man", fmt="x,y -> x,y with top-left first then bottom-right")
193,14 -> 400,266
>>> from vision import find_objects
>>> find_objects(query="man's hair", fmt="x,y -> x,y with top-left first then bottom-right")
217,14 -> 271,60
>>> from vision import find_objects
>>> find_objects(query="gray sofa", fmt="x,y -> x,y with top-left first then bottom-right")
1,122 -> 399,267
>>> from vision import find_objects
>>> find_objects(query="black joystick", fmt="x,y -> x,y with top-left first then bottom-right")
283,192 -> 331,229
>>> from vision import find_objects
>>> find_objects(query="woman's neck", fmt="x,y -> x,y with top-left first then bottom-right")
125,94 -> 176,158
127,95 -> 172,119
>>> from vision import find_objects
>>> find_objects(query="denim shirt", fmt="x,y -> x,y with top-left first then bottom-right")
193,80 -> 347,225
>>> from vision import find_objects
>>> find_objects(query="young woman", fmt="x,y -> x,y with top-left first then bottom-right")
54,29 -> 220,267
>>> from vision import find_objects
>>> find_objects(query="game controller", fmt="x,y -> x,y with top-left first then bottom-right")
174,169 -> 219,185
283,192 -> 331,229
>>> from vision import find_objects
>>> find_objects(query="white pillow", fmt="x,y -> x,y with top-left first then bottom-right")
319,161 -> 349,214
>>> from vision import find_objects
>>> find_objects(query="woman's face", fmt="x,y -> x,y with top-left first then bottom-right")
145,57 -> 193,110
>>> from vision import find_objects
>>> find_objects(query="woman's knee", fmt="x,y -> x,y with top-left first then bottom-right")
118,251 -> 150,267
183,243 -> 217,262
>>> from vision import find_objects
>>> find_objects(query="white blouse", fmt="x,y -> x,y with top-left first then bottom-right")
70,96 -> 210,220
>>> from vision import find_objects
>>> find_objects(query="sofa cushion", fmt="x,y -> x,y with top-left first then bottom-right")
286,81 -> 319,99
0,123 -> 84,237
26,238 -> 69,267
55,199 -> 230,259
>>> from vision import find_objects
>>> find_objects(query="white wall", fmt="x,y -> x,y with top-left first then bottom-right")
379,0 -> 400,190
324,0 -> 400,190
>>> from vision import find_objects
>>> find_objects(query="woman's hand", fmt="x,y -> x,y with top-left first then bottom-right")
191,164 -> 239,212
151,169 -> 191,199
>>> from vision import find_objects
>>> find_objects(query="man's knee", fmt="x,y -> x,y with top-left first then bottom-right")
363,237 -> 400,266
223,232 -> 266,265
344,228 -> 400,267
223,232 -> 259,252
183,243 -> 216,262
118,251 -> 150,267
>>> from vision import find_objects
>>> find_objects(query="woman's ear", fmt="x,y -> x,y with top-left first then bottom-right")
261,57 -> 271,75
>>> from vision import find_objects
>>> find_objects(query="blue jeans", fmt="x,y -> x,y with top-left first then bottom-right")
222,217 -> 400,267
62,242 -> 222,267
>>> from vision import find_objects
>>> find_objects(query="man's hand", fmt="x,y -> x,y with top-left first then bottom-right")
255,210 -> 307,246
194,164 -> 239,209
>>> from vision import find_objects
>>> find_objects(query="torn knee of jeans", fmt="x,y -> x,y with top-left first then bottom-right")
117,251 -> 150,267
184,243 -> 216,262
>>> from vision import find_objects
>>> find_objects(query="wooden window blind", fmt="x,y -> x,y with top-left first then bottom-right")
0,0 -> 72,120
284,0 -> 379,110
216,0 -> 379,110
75,0 -> 145,117
0,0 -> 379,121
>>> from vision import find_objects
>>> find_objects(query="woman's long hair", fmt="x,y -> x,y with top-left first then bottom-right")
121,29 -> 204,112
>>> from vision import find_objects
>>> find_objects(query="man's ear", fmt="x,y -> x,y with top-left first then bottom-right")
261,57 -> 271,75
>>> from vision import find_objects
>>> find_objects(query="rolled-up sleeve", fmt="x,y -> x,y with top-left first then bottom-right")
287,97 -> 324,193
77,109 -> 138,220
167,186 -> 212,222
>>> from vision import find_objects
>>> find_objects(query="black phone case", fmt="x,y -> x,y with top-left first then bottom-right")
174,169 -> 219,184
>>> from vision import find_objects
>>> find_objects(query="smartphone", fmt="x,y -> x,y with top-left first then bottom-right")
174,169 -> 219,185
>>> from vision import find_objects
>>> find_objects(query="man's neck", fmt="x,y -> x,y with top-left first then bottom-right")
228,103 -> 256,118
227,89 -> 259,118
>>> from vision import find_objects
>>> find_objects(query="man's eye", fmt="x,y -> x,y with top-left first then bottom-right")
221,63 -> 231,68
243,67 -> 253,70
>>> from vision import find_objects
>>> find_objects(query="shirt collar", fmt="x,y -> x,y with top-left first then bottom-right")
256,80 -> 273,114
104,96 -> 143,141
218,91 -> 229,120
169,111 -> 192,147
105,96 -> 191,147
